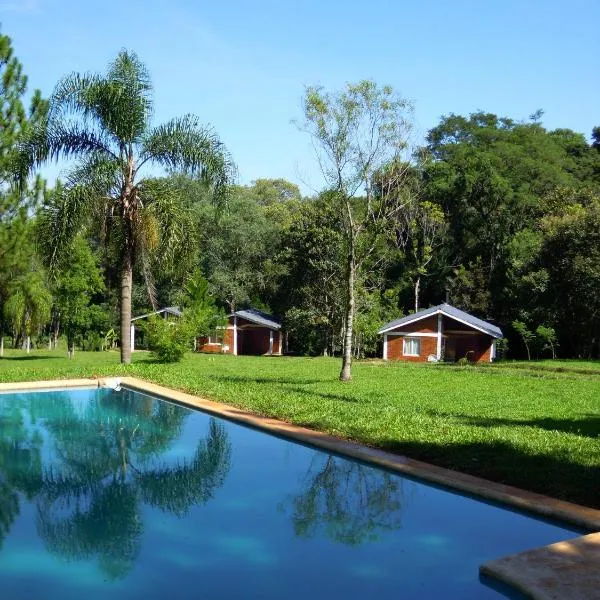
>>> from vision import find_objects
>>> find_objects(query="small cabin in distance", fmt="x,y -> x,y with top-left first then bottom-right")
197,308 -> 282,356
378,303 -> 503,363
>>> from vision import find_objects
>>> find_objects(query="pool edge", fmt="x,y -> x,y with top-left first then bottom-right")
480,532 -> 600,600
116,376 -> 600,534
0,378 -> 99,393
2,376 -> 598,533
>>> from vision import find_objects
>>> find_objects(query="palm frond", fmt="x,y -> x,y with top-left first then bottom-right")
38,180 -> 97,269
63,152 -> 123,196
140,115 -> 236,205
22,120 -> 118,169
140,245 -> 158,310
50,72 -> 104,121
106,50 -> 153,141
137,178 -> 200,271
50,51 -> 152,147
133,209 -> 160,310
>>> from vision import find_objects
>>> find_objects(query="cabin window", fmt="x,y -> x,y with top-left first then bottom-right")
403,337 -> 421,356
208,334 -> 222,344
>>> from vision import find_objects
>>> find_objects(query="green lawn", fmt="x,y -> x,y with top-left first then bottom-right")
1,349 -> 599,509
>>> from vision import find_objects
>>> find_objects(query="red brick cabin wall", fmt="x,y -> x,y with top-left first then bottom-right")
196,338 -> 221,353
197,321 -> 282,356
456,334 -> 492,363
384,314 -> 495,363
386,335 -> 437,362
272,332 -> 281,355
396,316 -> 438,334
196,326 -> 235,354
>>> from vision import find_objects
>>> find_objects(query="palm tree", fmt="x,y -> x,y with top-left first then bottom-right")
22,50 -> 235,363
4,266 -> 52,352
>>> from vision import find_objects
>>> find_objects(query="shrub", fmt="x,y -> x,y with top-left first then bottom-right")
145,316 -> 193,363
83,331 -> 105,352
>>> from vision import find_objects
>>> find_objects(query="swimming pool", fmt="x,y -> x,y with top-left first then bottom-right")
0,386 -> 583,599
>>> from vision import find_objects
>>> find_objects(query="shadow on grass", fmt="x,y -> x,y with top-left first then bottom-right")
492,363 -> 600,377
210,374 -> 362,403
426,410 -> 600,440
378,438 -> 600,510
211,374 -> 325,386
0,355 -> 56,361
285,385 -> 361,404
209,374 -> 360,403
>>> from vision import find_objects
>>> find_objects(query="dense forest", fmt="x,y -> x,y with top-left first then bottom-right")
1,30 -> 599,364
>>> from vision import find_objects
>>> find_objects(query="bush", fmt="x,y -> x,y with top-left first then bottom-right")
83,331 -> 105,352
145,316 -> 193,363
35,334 -> 50,349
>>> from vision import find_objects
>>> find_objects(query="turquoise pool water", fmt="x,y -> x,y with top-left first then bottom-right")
0,387 -> 582,599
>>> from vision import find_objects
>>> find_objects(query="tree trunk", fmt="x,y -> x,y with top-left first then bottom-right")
414,276 -> 421,312
53,319 -> 60,349
0,336 -> 3,358
26,336 -> 31,354
339,244 -> 355,381
120,249 -> 133,364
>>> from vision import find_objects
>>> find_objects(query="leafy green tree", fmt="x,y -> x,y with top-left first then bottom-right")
181,269 -> 225,344
299,81 -> 414,379
536,325 -> 558,359
281,194 -> 345,356
0,29 -> 47,184
0,30 -> 48,355
536,198 -> 600,357
249,178 -> 302,205
4,253 -> 52,352
22,50 -> 234,364
46,234 -> 105,357
395,197 -> 448,312
419,110 -> 600,358
512,320 -> 535,361
199,189 -> 280,311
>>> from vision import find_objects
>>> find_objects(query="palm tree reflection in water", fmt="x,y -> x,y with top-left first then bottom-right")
0,389 -> 231,580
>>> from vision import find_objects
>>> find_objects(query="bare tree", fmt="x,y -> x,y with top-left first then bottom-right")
298,81 -> 414,380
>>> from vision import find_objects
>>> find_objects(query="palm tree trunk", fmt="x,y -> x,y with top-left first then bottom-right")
120,249 -> 133,364
339,245 -> 355,382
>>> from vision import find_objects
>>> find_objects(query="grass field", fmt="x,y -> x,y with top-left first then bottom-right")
1,349 -> 599,509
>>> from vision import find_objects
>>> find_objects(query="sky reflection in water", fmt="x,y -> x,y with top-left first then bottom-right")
0,387 -> 581,599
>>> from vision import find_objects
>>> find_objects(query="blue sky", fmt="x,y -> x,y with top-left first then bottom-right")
2,0 -> 599,193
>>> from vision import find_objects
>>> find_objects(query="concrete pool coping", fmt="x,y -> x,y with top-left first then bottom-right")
1,376 -> 599,600
480,532 -> 600,600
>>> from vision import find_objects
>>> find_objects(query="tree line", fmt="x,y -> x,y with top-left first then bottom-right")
1,29 -> 599,377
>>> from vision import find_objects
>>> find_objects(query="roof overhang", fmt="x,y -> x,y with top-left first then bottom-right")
230,311 -> 281,330
378,308 -> 502,338
131,307 -> 182,322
